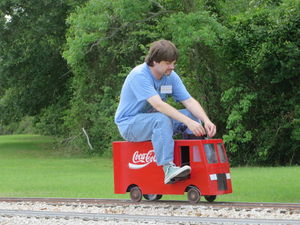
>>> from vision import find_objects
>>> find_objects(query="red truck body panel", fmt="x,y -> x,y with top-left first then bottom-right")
113,139 -> 232,197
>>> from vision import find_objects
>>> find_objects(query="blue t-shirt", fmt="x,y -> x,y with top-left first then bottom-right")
114,62 -> 191,125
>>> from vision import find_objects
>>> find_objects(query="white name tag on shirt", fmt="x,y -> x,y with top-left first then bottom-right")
160,85 -> 172,94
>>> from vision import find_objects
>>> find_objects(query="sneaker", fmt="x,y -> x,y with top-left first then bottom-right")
163,163 -> 191,184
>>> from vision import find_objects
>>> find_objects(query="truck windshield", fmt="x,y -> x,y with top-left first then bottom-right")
217,143 -> 227,163
204,144 -> 218,164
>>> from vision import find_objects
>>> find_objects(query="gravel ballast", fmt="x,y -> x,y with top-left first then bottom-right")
0,201 -> 299,224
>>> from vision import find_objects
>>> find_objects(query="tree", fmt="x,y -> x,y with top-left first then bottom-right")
220,0 -> 300,165
63,0 -> 163,154
0,0 -> 86,134
162,10 -> 229,135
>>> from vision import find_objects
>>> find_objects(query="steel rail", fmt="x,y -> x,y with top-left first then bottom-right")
0,209 -> 299,225
0,197 -> 299,209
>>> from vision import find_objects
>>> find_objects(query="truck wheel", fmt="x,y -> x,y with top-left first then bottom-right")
204,195 -> 216,202
130,186 -> 142,202
143,194 -> 163,201
187,186 -> 201,204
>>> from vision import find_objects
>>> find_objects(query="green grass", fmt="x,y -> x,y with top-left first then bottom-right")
0,134 -> 299,202
0,134 -> 115,198
218,167 -> 300,203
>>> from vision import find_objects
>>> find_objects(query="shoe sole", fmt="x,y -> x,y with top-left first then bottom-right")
164,166 -> 191,184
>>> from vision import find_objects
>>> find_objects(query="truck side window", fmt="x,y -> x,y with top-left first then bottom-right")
180,146 -> 190,166
217,143 -> 227,163
192,145 -> 201,162
204,144 -> 218,164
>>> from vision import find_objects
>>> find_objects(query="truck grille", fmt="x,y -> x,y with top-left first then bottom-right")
217,173 -> 227,191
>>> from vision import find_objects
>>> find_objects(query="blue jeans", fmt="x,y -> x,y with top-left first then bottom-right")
117,109 -> 199,166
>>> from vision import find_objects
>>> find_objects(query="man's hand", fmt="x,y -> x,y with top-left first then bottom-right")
181,98 -> 217,137
186,120 -> 206,137
148,95 -> 217,137
204,120 -> 216,137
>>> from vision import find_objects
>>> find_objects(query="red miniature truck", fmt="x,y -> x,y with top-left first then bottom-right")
113,139 -> 232,203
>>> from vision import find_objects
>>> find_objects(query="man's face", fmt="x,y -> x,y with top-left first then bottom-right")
153,60 -> 176,76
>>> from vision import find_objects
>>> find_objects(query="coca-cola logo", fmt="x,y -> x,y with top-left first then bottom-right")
128,150 -> 156,169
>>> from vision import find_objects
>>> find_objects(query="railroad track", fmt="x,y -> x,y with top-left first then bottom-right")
1,197 -> 299,209
1,209 -> 299,224
0,197 -> 299,224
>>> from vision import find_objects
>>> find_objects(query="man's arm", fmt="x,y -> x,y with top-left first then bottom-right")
181,97 -> 216,137
147,95 -> 207,136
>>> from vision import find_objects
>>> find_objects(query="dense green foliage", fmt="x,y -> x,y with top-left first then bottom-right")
1,0 -> 299,165
0,0 -> 86,134
221,1 -> 300,165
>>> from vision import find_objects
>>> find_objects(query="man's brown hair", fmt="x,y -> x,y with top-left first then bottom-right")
145,40 -> 178,66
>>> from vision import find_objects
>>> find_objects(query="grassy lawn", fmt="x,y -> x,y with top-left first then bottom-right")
0,135 -> 115,198
0,134 -> 299,203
